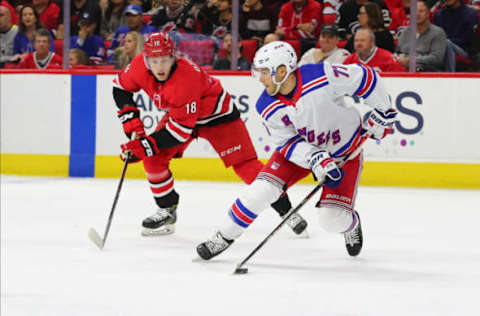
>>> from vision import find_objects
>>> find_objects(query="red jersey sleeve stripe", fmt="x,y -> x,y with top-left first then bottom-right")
166,118 -> 193,142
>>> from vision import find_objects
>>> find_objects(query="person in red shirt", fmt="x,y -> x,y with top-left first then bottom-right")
114,32 -> 308,237
17,28 -> 62,69
343,28 -> 405,72
32,0 -> 60,31
275,0 -> 323,40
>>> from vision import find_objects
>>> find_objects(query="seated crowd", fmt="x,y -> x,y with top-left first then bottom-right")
1,0 -> 479,71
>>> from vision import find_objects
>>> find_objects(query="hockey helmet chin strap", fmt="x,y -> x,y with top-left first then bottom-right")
268,65 -> 291,96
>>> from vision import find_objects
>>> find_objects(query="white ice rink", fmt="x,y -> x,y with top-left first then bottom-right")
1,175 -> 480,316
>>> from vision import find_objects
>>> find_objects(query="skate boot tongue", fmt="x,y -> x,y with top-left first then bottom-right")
141,205 -> 177,236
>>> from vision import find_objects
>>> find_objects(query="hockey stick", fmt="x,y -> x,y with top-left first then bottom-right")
233,134 -> 370,274
88,132 -> 137,249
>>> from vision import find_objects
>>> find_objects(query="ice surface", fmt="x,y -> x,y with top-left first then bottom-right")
2,176 -> 480,316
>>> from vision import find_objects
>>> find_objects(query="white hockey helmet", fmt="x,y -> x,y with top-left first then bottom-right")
252,41 -> 297,94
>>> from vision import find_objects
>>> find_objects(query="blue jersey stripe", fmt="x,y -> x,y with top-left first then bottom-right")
265,104 -> 287,121
285,139 -> 305,159
353,65 -> 367,96
362,70 -> 377,99
300,81 -> 329,98
332,125 -> 362,157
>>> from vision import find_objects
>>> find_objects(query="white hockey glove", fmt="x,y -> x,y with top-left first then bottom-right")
363,108 -> 398,140
308,150 -> 343,188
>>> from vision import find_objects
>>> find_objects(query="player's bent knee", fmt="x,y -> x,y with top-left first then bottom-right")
238,179 -> 283,212
316,206 -> 355,233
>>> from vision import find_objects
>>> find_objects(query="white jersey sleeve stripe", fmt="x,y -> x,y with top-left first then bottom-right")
261,101 -> 286,120
354,65 -> 377,98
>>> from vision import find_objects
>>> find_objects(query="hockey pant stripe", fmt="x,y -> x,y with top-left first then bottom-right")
319,200 -> 354,211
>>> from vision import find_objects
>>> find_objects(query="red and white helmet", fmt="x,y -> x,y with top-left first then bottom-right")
144,32 -> 175,57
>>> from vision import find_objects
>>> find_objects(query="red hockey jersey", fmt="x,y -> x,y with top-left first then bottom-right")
114,54 -> 234,143
277,0 -> 323,40
343,47 -> 406,72
17,52 -> 63,69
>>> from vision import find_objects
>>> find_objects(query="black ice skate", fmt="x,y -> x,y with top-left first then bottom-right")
196,231 -> 233,260
141,205 -> 177,236
344,211 -> 363,256
284,212 -> 308,235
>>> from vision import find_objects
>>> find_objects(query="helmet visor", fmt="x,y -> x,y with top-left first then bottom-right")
251,67 -> 271,83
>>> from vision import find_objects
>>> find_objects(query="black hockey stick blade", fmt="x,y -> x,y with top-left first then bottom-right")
88,228 -> 104,250
233,264 -> 248,275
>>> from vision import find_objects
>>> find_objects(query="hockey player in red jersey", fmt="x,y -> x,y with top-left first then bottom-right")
114,32 -> 308,236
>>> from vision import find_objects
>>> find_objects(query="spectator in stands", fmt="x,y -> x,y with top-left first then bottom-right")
434,0 -> 478,57
57,0 -> 102,39
389,0 -> 410,38
343,28 -> 405,72
213,32 -> 251,70
128,0 -> 152,13
263,32 -> 280,45
396,0 -> 446,71
199,0 -> 232,39
17,28 -> 62,68
0,0 -> 17,25
151,0 -> 196,33
113,30 -> 142,68
13,5 -> 54,59
69,47 -> 89,68
240,0 -> 276,43
32,0 -> 60,31
70,11 -> 105,64
0,4 -> 17,67
337,0 -> 391,40
322,0 -> 343,25
100,0 -> 127,40
344,2 -> 395,53
299,24 -> 350,66
108,3 -> 155,59
275,0 -> 322,40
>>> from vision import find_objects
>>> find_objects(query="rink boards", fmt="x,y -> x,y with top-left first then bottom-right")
1,71 -> 479,188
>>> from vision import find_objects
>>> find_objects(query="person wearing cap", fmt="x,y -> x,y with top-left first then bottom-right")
298,24 -> 350,66
56,0 -> 101,38
70,11 -> 106,64
108,3 -> 155,61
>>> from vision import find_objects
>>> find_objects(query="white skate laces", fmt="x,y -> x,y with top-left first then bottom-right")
204,232 -> 231,254
344,227 -> 360,246
285,213 -> 303,229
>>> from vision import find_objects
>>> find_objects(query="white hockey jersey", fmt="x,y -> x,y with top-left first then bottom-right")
256,62 -> 392,169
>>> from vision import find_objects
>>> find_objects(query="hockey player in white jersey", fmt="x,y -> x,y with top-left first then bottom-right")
196,41 -> 397,260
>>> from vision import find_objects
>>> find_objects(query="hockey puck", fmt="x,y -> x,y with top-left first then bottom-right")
234,267 -> 248,274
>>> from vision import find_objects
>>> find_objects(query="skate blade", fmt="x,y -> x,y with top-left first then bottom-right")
297,229 -> 310,239
141,224 -> 175,236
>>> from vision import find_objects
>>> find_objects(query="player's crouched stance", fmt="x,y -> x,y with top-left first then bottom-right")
113,32 -> 308,236
197,41 -> 397,260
